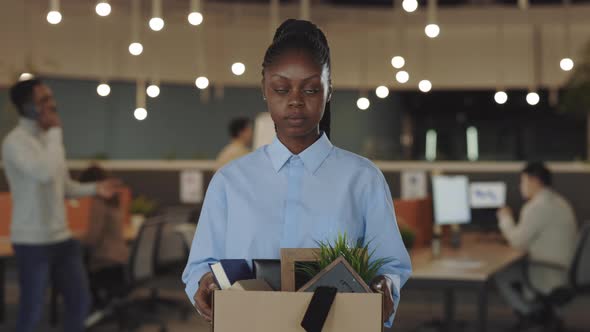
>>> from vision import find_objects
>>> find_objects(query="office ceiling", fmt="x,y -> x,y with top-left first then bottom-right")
214,0 -> 590,7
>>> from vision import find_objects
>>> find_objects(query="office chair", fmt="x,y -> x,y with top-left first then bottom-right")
173,222 -> 196,254
161,205 -> 195,224
161,204 -> 202,226
158,207 -> 196,261
522,223 -> 590,331
85,217 -> 169,332
143,220 -> 194,320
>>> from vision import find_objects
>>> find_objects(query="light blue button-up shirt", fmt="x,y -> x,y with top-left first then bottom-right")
182,133 -> 412,326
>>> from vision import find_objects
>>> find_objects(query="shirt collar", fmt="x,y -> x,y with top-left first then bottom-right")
18,117 -> 41,136
267,132 -> 333,174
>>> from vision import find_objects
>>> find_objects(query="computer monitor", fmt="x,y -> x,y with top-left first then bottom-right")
431,175 -> 471,225
469,182 -> 507,209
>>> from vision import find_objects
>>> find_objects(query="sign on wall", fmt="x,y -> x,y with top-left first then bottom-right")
401,171 -> 428,200
180,170 -> 204,204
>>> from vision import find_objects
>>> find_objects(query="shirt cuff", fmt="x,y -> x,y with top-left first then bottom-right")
46,127 -> 63,142
185,277 -> 200,306
184,264 -> 213,305
383,274 -> 401,328
498,214 -> 515,234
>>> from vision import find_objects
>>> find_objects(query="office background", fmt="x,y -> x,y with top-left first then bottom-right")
1,80 -> 586,161
1,0 -> 590,331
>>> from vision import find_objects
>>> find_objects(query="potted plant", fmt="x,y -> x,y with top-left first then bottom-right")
298,233 -> 393,286
400,226 -> 416,251
129,195 -> 157,230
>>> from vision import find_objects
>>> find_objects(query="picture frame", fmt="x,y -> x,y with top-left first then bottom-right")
297,256 -> 372,293
280,248 -> 320,291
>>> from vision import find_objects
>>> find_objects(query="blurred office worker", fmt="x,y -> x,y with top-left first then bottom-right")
1,79 -> 119,332
79,165 -> 129,308
495,162 -> 578,321
215,117 -> 253,169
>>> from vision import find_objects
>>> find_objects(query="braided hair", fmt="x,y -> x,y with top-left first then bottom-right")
262,19 -> 332,138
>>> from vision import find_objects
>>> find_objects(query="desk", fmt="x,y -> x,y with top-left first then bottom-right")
0,224 -> 137,324
406,235 -> 525,332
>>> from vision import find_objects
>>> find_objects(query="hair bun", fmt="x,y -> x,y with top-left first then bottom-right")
272,19 -> 325,46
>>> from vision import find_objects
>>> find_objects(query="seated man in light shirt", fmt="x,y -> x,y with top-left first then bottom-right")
495,162 -> 578,329
215,117 -> 253,169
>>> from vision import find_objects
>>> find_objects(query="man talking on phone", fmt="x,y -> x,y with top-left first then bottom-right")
1,79 -> 119,332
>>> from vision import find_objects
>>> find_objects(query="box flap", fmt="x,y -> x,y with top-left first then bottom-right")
229,279 -> 274,291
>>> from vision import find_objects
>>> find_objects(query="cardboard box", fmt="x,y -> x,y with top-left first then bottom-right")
229,279 -> 274,291
213,290 -> 383,332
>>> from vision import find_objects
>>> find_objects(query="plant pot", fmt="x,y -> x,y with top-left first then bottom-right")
400,228 -> 416,250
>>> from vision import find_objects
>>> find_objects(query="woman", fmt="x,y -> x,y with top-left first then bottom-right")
182,19 -> 411,327
79,165 -> 129,307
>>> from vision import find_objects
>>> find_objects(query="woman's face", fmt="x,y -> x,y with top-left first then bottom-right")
263,49 -> 331,139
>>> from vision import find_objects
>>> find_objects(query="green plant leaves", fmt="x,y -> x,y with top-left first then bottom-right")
297,232 -> 393,285
130,195 -> 157,215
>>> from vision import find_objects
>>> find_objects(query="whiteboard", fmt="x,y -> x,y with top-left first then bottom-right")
432,175 -> 471,225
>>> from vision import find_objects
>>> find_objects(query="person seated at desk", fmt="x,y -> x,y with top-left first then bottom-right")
495,162 -> 578,328
215,117 -> 253,169
79,165 -> 129,307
